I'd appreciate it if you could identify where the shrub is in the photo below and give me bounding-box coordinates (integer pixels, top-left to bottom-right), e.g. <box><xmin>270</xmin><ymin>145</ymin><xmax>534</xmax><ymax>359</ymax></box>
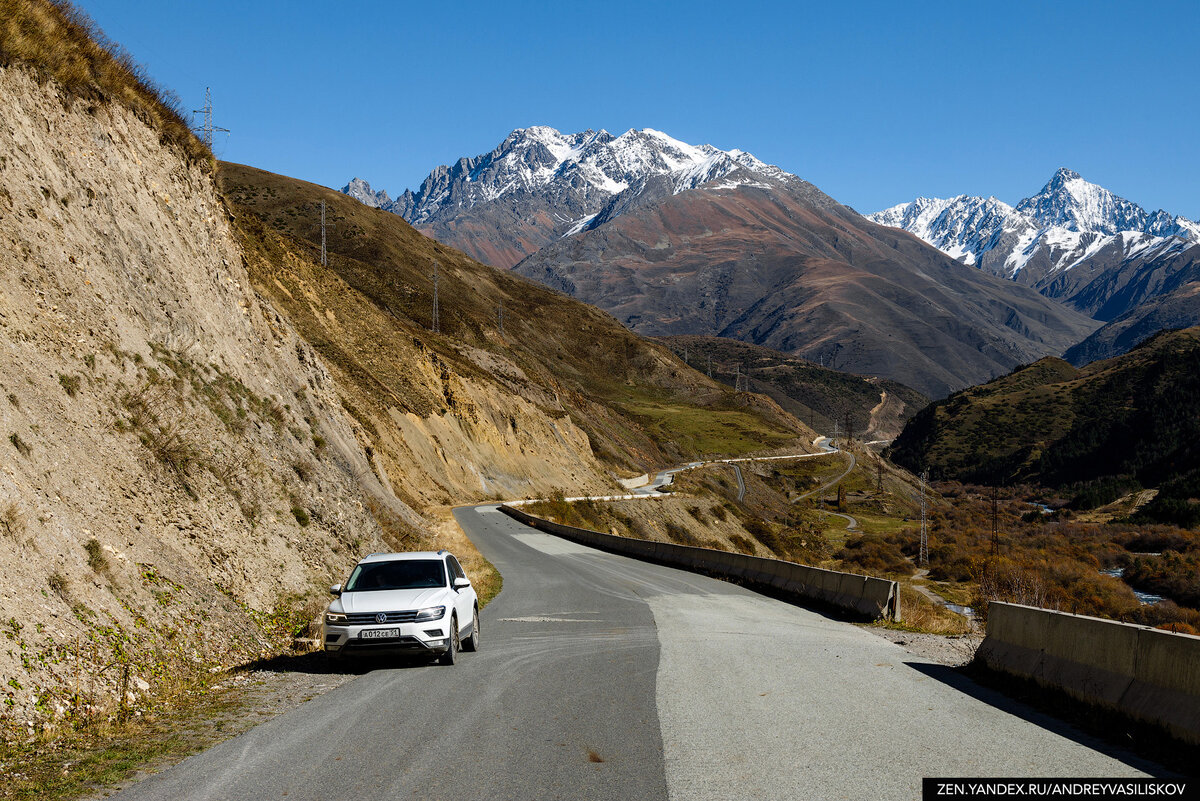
<box><xmin>291</xmin><ymin>506</ymin><xmax>310</xmax><ymax>527</ymax></box>
<box><xmin>9</xmin><ymin>433</ymin><xmax>31</xmax><ymax>456</ymax></box>
<box><xmin>84</xmin><ymin>537</ymin><xmax>109</xmax><ymax>573</ymax></box>
<box><xmin>58</xmin><ymin>373</ymin><xmax>81</xmax><ymax>396</ymax></box>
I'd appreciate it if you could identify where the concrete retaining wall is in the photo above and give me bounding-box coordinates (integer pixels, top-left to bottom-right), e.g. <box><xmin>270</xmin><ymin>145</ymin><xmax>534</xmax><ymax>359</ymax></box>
<box><xmin>499</xmin><ymin>505</ymin><xmax>900</xmax><ymax>622</ymax></box>
<box><xmin>977</xmin><ymin>602</ymin><xmax>1200</xmax><ymax>746</ymax></box>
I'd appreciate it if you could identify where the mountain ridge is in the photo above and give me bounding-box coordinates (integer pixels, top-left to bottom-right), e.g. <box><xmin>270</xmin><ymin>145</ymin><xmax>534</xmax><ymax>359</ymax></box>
<box><xmin>340</xmin><ymin>125</ymin><xmax>816</xmax><ymax>267</ymax></box>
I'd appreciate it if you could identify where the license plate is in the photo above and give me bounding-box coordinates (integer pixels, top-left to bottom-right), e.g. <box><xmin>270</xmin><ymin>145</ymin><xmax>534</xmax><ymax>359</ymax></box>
<box><xmin>359</xmin><ymin>628</ymin><xmax>399</xmax><ymax>640</ymax></box>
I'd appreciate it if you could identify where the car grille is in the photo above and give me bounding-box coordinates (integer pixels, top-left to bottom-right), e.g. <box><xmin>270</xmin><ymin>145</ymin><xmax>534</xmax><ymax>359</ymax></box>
<box><xmin>345</xmin><ymin>610</ymin><xmax>420</xmax><ymax>625</ymax></box>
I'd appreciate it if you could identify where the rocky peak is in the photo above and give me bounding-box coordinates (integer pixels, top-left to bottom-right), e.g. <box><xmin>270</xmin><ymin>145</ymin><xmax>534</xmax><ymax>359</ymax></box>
<box><xmin>341</xmin><ymin>177</ymin><xmax>392</xmax><ymax>209</ymax></box>
<box><xmin>1015</xmin><ymin>167</ymin><xmax>1148</xmax><ymax>234</ymax></box>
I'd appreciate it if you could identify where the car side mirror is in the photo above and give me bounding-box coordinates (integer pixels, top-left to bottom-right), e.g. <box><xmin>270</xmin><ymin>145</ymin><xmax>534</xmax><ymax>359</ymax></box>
<box><xmin>330</xmin><ymin>583</ymin><xmax>343</xmax><ymax>596</ymax></box>
<box><xmin>453</xmin><ymin>577</ymin><xmax>471</xmax><ymax>590</ymax></box>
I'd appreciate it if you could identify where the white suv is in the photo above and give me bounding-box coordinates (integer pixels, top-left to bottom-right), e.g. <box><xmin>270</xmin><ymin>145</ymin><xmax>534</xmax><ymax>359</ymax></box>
<box><xmin>323</xmin><ymin>550</ymin><xmax>480</xmax><ymax>665</ymax></box>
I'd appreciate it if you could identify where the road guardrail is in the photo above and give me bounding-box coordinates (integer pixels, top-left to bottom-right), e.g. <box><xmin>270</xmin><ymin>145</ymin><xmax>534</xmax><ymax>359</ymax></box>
<box><xmin>499</xmin><ymin>505</ymin><xmax>900</xmax><ymax>622</ymax></box>
<box><xmin>977</xmin><ymin>602</ymin><xmax>1200</xmax><ymax>746</ymax></box>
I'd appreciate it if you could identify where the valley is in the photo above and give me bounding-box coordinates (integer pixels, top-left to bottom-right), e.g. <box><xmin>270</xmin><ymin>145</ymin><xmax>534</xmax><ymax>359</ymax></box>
<box><xmin>2</xmin><ymin>0</ymin><xmax>1198</xmax><ymax>794</ymax></box>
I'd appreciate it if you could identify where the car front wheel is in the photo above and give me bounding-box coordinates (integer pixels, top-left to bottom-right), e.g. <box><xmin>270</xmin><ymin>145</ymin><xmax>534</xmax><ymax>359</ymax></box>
<box><xmin>462</xmin><ymin>606</ymin><xmax>480</xmax><ymax>652</ymax></box>
<box><xmin>438</xmin><ymin>616</ymin><xmax>459</xmax><ymax>666</ymax></box>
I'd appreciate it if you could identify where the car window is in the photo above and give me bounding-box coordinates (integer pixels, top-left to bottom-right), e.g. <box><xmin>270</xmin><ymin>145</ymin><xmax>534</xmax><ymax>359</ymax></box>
<box><xmin>448</xmin><ymin>556</ymin><xmax>466</xmax><ymax>580</ymax></box>
<box><xmin>345</xmin><ymin>559</ymin><xmax>446</xmax><ymax>591</ymax></box>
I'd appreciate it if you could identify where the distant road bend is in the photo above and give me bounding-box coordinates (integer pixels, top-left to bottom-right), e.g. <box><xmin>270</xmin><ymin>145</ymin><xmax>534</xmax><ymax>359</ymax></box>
<box><xmin>112</xmin><ymin>504</ymin><xmax>1160</xmax><ymax>801</ymax></box>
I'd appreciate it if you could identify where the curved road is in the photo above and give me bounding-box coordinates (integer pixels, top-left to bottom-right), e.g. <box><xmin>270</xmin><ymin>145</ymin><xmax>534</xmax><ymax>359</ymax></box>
<box><xmin>794</xmin><ymin>446</ymin><xmax>857</xmax><ymax>503</ymax></box>
<box><xmin>112</xmin><ymin>505</ymin><xmax>1160</xmax><ymax>800</ymax></box>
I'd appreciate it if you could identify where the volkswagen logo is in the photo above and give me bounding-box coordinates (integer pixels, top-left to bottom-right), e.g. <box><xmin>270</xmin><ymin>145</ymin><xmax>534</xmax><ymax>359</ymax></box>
<box><xmin>375</xmin><ymin>612</ymin><xmax>387</xmax><ymax>624</ymax></box>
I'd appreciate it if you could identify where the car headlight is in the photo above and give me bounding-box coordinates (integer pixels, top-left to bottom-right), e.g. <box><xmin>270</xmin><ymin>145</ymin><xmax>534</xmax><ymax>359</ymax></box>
<box><xmin>325</xmin><ymin>612</ymin><xmax>347</xmax><ymax>624</ymax></box>
<box><xmin>414</xmin><ymin>605</ymin><xmax>446</xmax><ymax>623</ymax></box>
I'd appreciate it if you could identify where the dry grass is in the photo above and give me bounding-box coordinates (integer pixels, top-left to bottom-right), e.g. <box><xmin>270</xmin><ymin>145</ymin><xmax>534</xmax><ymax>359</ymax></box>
<box><xmin>0</xmin><ymin>0</ymin><xmax>210</xmax><ymax>166</ymax></box>
<box><xmin>433</xmin><ymin>513</ymin><xmax>502</xmax><ymax>608</ymax></box>
<box><xmin>0</xmin><ymin>501</ymin><xmax>24</xmax><ymax>538</ymax></box>
<box><xmin>889</xmin><ymin>584</ymin><xmax>970</xmax><ymax>635</ymax></box>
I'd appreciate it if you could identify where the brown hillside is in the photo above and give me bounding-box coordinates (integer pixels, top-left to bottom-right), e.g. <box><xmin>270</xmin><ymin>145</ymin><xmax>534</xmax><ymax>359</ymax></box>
<box><xmin>514</xmin><ymin>183</ymin><xmax>1099</xmax><ymax>397</ymax></box>
<box><xmin>218</xmin><ymin>162</ymin><xmax>813</xmax><ymax>498</ymax></box>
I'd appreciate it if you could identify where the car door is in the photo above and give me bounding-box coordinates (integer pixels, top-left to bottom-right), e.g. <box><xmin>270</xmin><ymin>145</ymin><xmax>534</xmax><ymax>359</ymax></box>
<box><xmin>446</xmin><ymin>555</ymin><xmax>474</xmax><ymax>628</ymax></box>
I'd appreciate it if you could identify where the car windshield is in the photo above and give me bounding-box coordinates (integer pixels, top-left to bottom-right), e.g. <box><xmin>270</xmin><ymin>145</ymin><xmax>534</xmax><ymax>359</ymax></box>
<box><xmin>344</xmin><ymin>559</ymin><xmax>446</xmax><ymax>592</ymax></box>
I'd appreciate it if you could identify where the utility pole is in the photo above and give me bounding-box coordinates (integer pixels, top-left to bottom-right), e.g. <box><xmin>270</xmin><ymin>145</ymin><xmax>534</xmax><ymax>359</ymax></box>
<box><xmin>192</xmin><ymin>87</ymin><xmax>228</xmax><ymax>150</ymax></box>
<box><xmin>990</xmin><ymin>484</ymin><xmax>1000</xmax><ymax>556</ymax></box>
<box><xmin>919</xmin><ymin>471</ymin><xmax>929</xmax><ymax>566</ymax></box>
<box><xmin>431</xmin><ymin>262</ymin><xmax>440</xmax><ymax>334</ymax></box>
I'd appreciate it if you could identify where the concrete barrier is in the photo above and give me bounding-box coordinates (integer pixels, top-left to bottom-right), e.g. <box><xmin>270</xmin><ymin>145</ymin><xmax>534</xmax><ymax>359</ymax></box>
<box><xmin>499</xmin><ymin>505</ymin><xmax>900</xmax><ymax>622</ymax></box>
<box><xmin>977</xmin><ymin>602</ymin><xmax>1200</xmax><ymax>746</ymax></box>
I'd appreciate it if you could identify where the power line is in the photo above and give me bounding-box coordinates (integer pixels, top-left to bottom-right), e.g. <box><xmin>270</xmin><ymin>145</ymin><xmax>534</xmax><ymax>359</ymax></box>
<box><xmin>191</xmin><ymin>87</ymin><xmax>228</xmax><ymax>150</ymax></box>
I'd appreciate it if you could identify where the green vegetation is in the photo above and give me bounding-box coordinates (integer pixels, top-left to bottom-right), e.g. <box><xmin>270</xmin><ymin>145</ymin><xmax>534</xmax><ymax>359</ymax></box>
<box><xmin>613</xmin><ymin>386</ymin><xmax>797</xmax><ymax>457</ymax></box>
<box><xmin>889</xmin><ymin>329</ymin><xmax>1200</xmax><ymax>527</ymax></box>
<box><xmin>0</xmin><ymin>0</ymin><xmax>210</xmax><ymax>165</ymax></box>
<box><xmin>660</xmin><ymin>334</ymin><xmax>928</xmax><ymax>437</ymax></box>
<box><xmin>56</xmin><ymin>373</ymin><xmax>80</xmax><ymax>397</ymax></box>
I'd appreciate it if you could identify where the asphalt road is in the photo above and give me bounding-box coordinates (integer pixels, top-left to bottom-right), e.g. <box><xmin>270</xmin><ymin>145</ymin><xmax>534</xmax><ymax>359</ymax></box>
<box><xmin>112</xmin><ymin>506</ymin><xmax>1164</xmax><ymax>801</ymax></box>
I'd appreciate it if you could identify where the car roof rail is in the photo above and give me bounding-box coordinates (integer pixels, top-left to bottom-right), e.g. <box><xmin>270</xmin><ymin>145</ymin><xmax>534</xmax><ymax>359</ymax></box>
<box><xmin>438</xmin><ymin>549</ymin><xmax>449</xmax><ymax>555</ymax></box>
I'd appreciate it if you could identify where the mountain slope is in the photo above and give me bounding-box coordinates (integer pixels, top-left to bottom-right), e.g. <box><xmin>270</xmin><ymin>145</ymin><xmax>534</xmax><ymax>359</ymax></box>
<box><xmin>870</xmin><ymin>170</ymin><xmax>1200</xmax><ymax>331</ymax></box>
<box><xmin>511</xmin><ymin>179</ymin><xmax>1099</xmax><ymax>397</ymax></box>
<box><xmin>888</xmin><ymin>327</ymin><xmax>1200</xmax><ymax>526</ymax></box>
<box><xmin>656</xmin><ymin>336</ymin><xmax>928</xmax><ymax>440</ymax></box>
<box><xmin>221</xmin><ymin>162</ymin><xmax>813</xmax><ymax>484</ymax></box>
<box><xmin>343</xmin><ymin>126</ymin><xmax>797</xmax><ymax>268</ymax></box>
<box><xmin>0</xmin><ymin>2</ymin><xmax>409</xmax><ymax>733</ymax></box>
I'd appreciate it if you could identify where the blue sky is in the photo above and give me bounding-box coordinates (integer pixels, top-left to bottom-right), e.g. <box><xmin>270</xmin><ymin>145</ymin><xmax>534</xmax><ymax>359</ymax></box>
<box><xmin>77</xmin><ymin>0</ymin><xmax>1199</xmax><ymax>217</ymax></box>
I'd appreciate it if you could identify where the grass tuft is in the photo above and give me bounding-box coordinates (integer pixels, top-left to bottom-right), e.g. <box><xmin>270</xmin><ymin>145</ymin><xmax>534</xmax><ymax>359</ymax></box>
<box><xmin>0</xmin><ymin>0</ymin><xmax>212</xmax><ymax>166</ymax></box>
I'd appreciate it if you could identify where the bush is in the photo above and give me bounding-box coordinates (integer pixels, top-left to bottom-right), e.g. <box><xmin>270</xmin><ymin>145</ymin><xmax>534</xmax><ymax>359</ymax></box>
<box><xmin>837</xmin><ymin>535</ymin><xmax>911</xmax><ymax>575</ymax></box>
<box><xmin>291</xmin><ymin>506</ymin><xmax>310</xmax><ymax>527</ymax></box>
<box><xmin>84</xmin><ymin>537</ymin><xmax>109</xmax><ymax>573</ymax></box>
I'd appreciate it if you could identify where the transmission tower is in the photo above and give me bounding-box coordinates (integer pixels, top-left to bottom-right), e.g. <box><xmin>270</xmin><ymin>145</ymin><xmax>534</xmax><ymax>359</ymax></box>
<box><xmin>192</xmin><ymin>87</ymin><xmax>228</xmax><ymax>150</ymax></box>
<box><xmin>919</xmin><ymin>470</ymin><xmax>929</xmax><ymax>566</ymax></box>
<box><xmin>497</xmin><ymin>299</ymin><xmax>504</xmax><ymax>336</ymax></box>
<box><xmin>431</xmin><ymin>262</ymin><xmax>440</xmax><ymax>334</ymax></box>
<box><xmin>707</xmin><ymin>355</ymin><xmax>712</xmax><ymax>378</ymax></box>
<box><xmin>683</xmin><ymin>344</ymin><xmax>688</xmax><ymax>365</ymax></box>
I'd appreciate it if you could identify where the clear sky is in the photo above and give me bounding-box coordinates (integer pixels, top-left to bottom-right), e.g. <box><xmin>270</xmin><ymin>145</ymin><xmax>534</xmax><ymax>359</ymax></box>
<box><xmin>75</xmin><ymin>0</ymin><xmax>1199</xmax><ymax>218</ymax></box>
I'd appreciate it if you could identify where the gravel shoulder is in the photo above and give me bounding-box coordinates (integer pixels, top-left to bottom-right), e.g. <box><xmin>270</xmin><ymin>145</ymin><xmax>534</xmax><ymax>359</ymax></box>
<box><xmin>1</xmin><ymin>656</ymin><xmax>356</xmax><ymax>801</ymax></box>
<box><xmin>863</xmin><ymin>625</ymin><xmax>984</xmax><ymax>667</ymax></box>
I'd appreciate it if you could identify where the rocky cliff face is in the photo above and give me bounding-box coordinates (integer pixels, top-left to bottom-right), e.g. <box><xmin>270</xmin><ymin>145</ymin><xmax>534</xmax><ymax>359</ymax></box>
<box><xmin>0</xmin><ymin>63</ymin><xmax>416</xmax><ymax>729</ymax></box>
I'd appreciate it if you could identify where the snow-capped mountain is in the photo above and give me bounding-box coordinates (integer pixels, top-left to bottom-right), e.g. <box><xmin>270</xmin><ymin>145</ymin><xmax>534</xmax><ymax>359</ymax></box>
<box><xmin>341</xmin><ymin>126</ymin><xmax>796</xmax><ymax>267</ymax></box>
<box><xmin>869</xmin><ymin>169</ymin><xmax>1200</xmax><ymax>284</ymax></box>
